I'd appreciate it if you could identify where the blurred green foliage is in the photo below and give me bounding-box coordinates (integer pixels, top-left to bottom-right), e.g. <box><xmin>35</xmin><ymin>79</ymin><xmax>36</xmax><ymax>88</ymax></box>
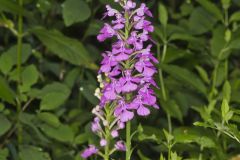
<box><xmin>0</xmin><ymin>0</ymin><xmax>240</xmax><ymax>159</ymax></box>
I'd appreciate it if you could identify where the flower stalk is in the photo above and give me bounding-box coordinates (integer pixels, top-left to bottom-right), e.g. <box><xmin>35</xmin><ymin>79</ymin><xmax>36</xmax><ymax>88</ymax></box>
<box><xmin>126</xmin><ymin>121</ymin><xmax>131</xmax><ymax>160</ymax></box>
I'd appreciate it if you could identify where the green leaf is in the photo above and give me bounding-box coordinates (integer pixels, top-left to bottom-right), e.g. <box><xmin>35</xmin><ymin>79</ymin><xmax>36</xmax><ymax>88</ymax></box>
<box><xmin>64</xmin><ymin>68</ymin><xmax>80</xmax><ymax>88</ymax></box>
<box><xmin>19</xmin><ymin>113</ymin><xmax>49</xmax><ymax>143</ymax></box>
<box><xmin>0</xmin><ymin>53</ymin><xmax>13</xmax><ymax>75</ymax></box>
<box><xmin>174</xmin><ymin>127</ymin><xmax>199</xmax><ymax>143</ymax></box>
<box><xmin>160</xmin><ymin>100</ymin><xmax>183</xmax><ymax>123</ymax></box>
<box><xmin>196</xmin><ymin>136</ymin><xmax>216</xmax><ymax>148</ymax></box>
<box><xmin>170</xmin><ymin>152</ymin><xmax>182</xmax><ymax>160</ymax></box>
<box><xmin>99</xmin><ymin>0</ymin><xmax>118</xmax><ymax>6</ymax></box>
<box><xmin>0</xmin><ymin>0</ymin><xmax>26</xmax><ymax>15</ymax></box>
<box><xmin>19</xmin><ymin>145</ymin><xmax>51</xmax><ymax>160</ymax></box>
<box><xmin>196</xmin><ymin>0</ymin><xmax>223</xmax><ymax>21</ymax></box>
<box><xmin>31</xmin><ymin>27</ymin><xmax>97</xmax><ymax>69</ymax></box>
<box><xmin>222</xmin><ymin>81</ymin><xmax>231</xmax><ymax>102</ymax></box>
<box><xmin>169</xmin><ymin>32</ymin><xmax>199</xmax><ymax>42</ymax></box>
<box><xmin>216</xmin><ymin>62</ymin><xmax>227</xmax><ymax>86</ymax></box>
<box><xmin>164</xmin><ymin>47</ymin><xmax>188</xmax><ymax>63</ymax></box>
<box><xmin>158</xmin><ymin>3</ymin><xmax>168</xmax><ymax>27</ymax></box>
<box><xmin>163</xmin><ymin>129</ymin><xmax>174</xmax><ymax>142</ymax></box>
<box><xmin>137</xmin><ymin>125</ymin><xmax>163</xmax><ymax>143</ymax></box>
<box><xmin>161</xmin><ymin>64</ymin><xmax>207</xmax><ymax>94</ymax></box>
<box><xmin>8</xmin><ymin>44</ymin><xmax>32</xmax><ymax>64</ymax></box>
<box><xmin>0</xmin><ymin>148</ymin><xmax>9</xmax><ymax>160</ymax></box>
<box><xmin>159</xmin><ymin>154</ymin><xmax>165</xmax><ymax>160</ymax></box>
<box><xmin>188</xmin><ymin>7</ymin><xmax>217</xmax><ymax>35</ymax></box>
<box><xmin>74</xmin><ymin>133</ymin><xmax>89</xmax><ymax>145</ymax></box>
<box><xmin>230</xmin><ymin>11</ymin><xmax>240</xmax><ymax>22</ymax></box>
<box><xmin>191</xmin><ymin>106</ymin><xmax>212</xmax><ymax>122</ymax></box>
<box><xmin>174</xmin><ymin>127</ymin><xmax>216</xmax><ymax>148</ymax></box>
<box><xmin>40</xmin><ymin>124</ymin><xmax>74</xmax><ymax>142</ymax></box>
<box><xmin>137</xmin><ymin>150</ymin><xmax>151</xmax><ymax>160</ymax></box>
<box><xmin>39</xmin><ymin>83</ymin><xmax>71</xmax><ymax>111</ymax></box>
<box><xmin>193</xmin><ymin>121</ymin><xmax>211</xmax><ymax>128</ymax></box>
<box><xmin>0</xmin><ymin>103</ymin><xmax>4</xmax><ymax>112</ymax></box>
<box><xmin>80</xmin><ymin>81</ymin><xmax>99</xmax><ymax>105</ymax></box>
<box><xmin>228</xmin><ymin>37</ymin><xmax>240</xmax><ymax>50</ymax></box>
<box><xmin>20</xmin><ymin>65</ymin><xmax>39</xmax><ymax>92</ymax></box>
<box><xmin>0</xmin><ymin>115</ymin><xmax>11</xmax><ymax>137</ymax></box>
<box><xmin>225</xmin><ymin>29</ymin><xmax>231</xmax><ymax>42</ymax></box>
<box><xmin>221</xmin><ymin>0</ymin><xmax>231</xmax><ymax>9</ymax></box>
<box><xmin>195</xmin><ymin>65</ymin><xmax>210</xmax><ymax>84</ymax></box>
<box><xmin>0</xmin><ymin>76</ymin><xmax>15</xmax><ymax>104</ymax></box>
<box><xmin>210</xmin><ymin>26</ymin><xmax>227</xmax><ymax>58</ymax></box>
<box><xmin>37</xmin><ymin>112</ymin><xmax>60</xmax><ymax>128</ymax></box>
<box><xmin>0</xmin><ymin>44</ymin><xmax>31</xmax><ymax>75</ymax></box>
<box><xmin>36</xmin><ymin>0</ymin><xmax>51</xmax><ymax>15</ymax></box>
<box><xmin>221</xmin><ymin>99</ymin><xmax>232</xmax><ymax>123</ymax></box>
<box><xmin>62</xmin><ymin>0</ymin><xmax>91</xmax><ymax>26</ymax></box>
<box><xmin>84</xmin><ymin>20</ymin><xmax>103</xmax><ymax>37</ymax></box>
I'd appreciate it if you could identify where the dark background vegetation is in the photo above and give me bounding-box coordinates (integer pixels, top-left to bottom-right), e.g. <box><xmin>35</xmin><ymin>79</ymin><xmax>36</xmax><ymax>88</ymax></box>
<box><xmin>0</xmin><ymin>0</ymin><xmax>240</xmax><ymax>159</ymax></box>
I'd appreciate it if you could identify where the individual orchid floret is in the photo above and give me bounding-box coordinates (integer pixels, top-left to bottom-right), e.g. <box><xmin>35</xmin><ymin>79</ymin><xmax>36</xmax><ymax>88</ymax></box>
<box><xmin>115</xmin><ymin>141</ymin><xmax>126</xmax><ymax>151</ymax></box>
<box><xmin>81</xmin><ymin>145</ymin><xmax>98</xmax><ymax>158</ymax></box>
<box><xmin>111</xmin><ymin>130</ymin><xmax>119</xmax><ymax>138</ymax></box>
<box><xmin>97</xmin><ymin>24</ymin><xmax>115</xmax><ymax>42</ymax></box>
<box><xmin>100</xmin><ymin>139</ymin><xmax>107</xmax><ymax>146</ymax></box>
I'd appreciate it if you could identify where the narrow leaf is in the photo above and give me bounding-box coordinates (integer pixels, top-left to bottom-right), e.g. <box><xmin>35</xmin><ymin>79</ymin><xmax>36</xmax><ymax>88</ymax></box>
<box><xmin>196</xmin><ymin>0</ymin><xmax>223</xmax><ymax>21</ymax></box>
<box><xmin>158</xmin><ymin>3</ymin><xmax>168</xmax><ymax>27</ymax></box>
<box><xmin>161</xmin><ymin>64</ymin><xmax>207</xmax><ymax>94</ymax></box>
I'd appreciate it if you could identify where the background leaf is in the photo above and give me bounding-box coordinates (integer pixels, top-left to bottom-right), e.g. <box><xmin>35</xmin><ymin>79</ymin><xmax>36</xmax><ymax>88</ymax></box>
<box><xmin>0</xmin><ymin>77</ymin><xmax>15</xmax><ymax>104</ymax></box>
<box><xmin>62</xmin><ymin>0</ymin><xmax>91</xmax><ymax>26</ymax></box>
<box><xmin>0</xmin><ymin>115</ymin><xmax>11</xmax><ymax>137</ymax></box>
<box><xmin>196</xmin><ymin>0</ymin><xmax>223</xmax><ymax>21</ymax></box>
<box><xmin>19</xmin><ymin>145</ymin><xmax>51</xmax><ymax>160</ymax></box>
<box><xmin>161</xmin><ymin>64</ymin><xmax>207</xmax><ymax>94</ymax></box>
<box><xmin>39</xmin><ymin>83</ymin><xmax>71</xmax><ymax>111</ymax></box>
<box><xmin>158</xmin><ymin>3</ymin><xmax>168</xmax><ymax>27</ymax></box>
<box><xmin>31</xmin><ymin>27</ymin><xmax>97</xmax><ymax>69</ymax></box>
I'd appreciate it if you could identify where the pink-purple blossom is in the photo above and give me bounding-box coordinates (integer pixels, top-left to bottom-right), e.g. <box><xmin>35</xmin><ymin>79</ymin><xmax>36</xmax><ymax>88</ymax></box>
<box><xmin>81</xmin><ymin>145</ymin><xmax>98</xmax><ymax>158</ymax></box>
<box><xmin>115</xmin><ymin>141</ymin><xmax>126</xmax><ymax>151</ymax></box>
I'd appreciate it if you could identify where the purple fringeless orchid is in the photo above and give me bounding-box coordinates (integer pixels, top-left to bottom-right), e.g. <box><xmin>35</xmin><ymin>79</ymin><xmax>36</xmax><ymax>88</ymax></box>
<box><xmin>81</xmin><ymin>0</ymin><xmax>159</xmax><ymax>159</ymax></box>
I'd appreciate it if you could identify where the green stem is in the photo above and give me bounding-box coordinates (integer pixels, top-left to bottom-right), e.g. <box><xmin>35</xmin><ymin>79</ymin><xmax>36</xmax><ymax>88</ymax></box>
<box><xmin>158</xmin><ymin>43</ymin><xmax>172</xmax><ymax>134</ymax></box>
<box><xmin>167</xmin><ymin>114</ymin><xmax>172</xmax><ymax>134</ymax></box>
<box><xmin>17</xmin><ymin>0</ymin><xmax>23</xmax><ymax>146</ymax></box>
<box><xmin>158</xmin><ymin>42</ymin><xmax>173</xmax><ymax>158</ymax></box>
<box><xmin>161</xmin><ymin>42</ymin><xmax>167</xmax><ymax>63</ymax></box>
<box><xmin>198</xmin><ymin>146</ymin><xmax>203</xmax><ymax>160</ymax></box>
<box><xmin>168</xmin><ymin>146</ymin><xmax>171</xmax><ymax>160</ymax></box>
<box><xmin>126</xmin><ymin>121</ymin><xmax>131</xmax><ymax>160</ymax></box>
<box><xmin>104</xmin><ymin>129</ymin><xmax>110</xmax><ymax>160</ymax></box>
<box><xmin>124</xmin><ymin>5</ymin><xmax>132</xmax><ymax>160</ymax></box>
<box><xmin>209</xmin><ymin>62</ymin><xmax>219</xmax><ymax>101</ymax></box>
<box><xmin>224</xmin><ymin>8</ymin><xmax>229</xmax><ymax>27</ymax></box>
<box><xmin>104</xmin><ymin>105</ymin><xmax>111</xmax><ymax>160</ymax></box>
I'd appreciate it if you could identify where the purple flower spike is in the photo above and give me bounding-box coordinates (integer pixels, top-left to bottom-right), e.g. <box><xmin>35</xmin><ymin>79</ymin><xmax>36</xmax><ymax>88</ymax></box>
<box><xmin>83</xmin><ymin>0</ymin><xmax>159</xmax><ymax>158</ymax></box>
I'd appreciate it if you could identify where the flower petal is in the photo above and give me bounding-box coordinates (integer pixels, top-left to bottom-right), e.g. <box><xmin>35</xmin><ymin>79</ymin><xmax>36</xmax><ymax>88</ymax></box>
<box><xmin>137</xmin><ymin>105</ymin><xmax>150</xmax><ymax>116</ymax></box>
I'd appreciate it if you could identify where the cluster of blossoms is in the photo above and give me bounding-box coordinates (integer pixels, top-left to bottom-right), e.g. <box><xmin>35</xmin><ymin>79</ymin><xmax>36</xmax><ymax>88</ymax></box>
<box><xmin>81</xmin><ymin>0</ymin><xmax>158</xmax><ymax>159</ymax></box>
